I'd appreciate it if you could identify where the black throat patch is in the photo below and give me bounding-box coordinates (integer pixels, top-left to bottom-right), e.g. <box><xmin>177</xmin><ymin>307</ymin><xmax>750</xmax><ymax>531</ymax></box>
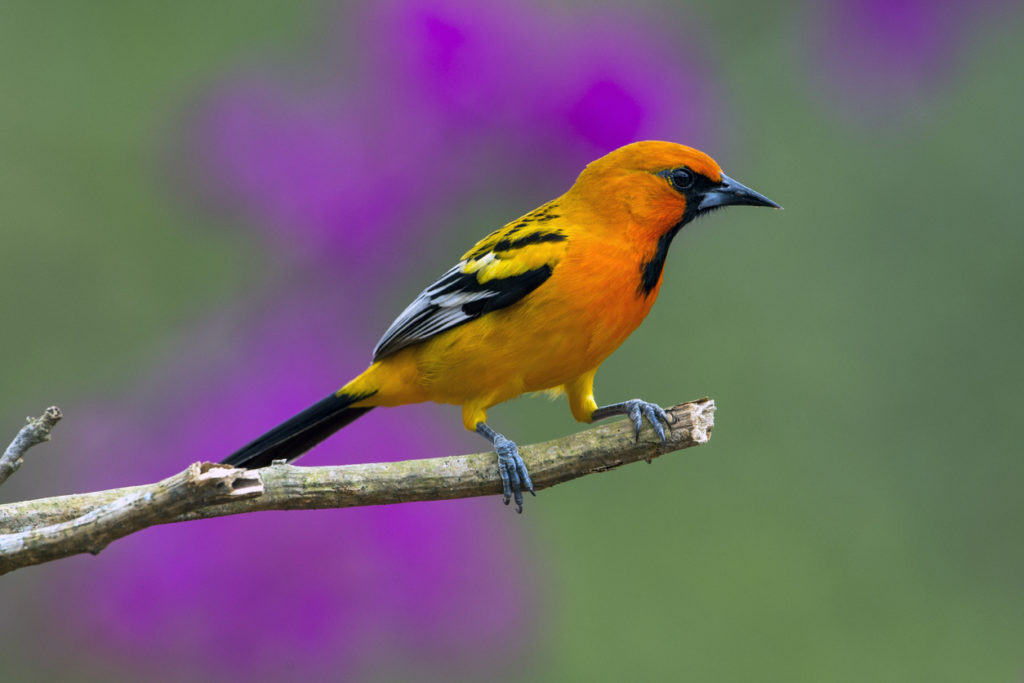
<box><xmin>637</xmin><ymin>172</ymin><xmax>718</xmax><ymax>297</ymax></box>
<box><xmin>637</xmin><ymin>222</ymin><xmax>684</xmax><ymax>297</ymax></box>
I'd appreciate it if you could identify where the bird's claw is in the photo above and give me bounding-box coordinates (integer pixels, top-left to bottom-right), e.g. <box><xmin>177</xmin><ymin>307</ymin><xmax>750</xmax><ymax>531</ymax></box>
<box><xmin>596</xmin><ymin>398</ymin><xmax>672</xmax><ymax>444</ymax></box>
<box><xmin>629</xmin><ymin>399</ymin><xmax>671</xmax><ymax>444</ymax></box>
<box><xmin>493</xmin><ymin>434</ymin><xmax>535</xmax><ymax>513</ymax></box>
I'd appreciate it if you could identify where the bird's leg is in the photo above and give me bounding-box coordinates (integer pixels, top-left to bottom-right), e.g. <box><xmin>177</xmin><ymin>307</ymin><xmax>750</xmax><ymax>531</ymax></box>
<box><xmin>591</xmin><ymin>399</ymin><xmax>672</xmax><ymax>444</ymax></box>
<box><xmin>475</xmin><ymin>422</ymin><xmax>535</xmax><ymax>513</ymax></box>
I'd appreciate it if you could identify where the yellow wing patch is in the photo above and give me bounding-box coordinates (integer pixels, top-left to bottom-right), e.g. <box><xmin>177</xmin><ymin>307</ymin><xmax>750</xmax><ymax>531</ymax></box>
<box><xmin>461</xmin><ymin>201</ymin><xmax>567</xmax><ymax>283</ymax></box>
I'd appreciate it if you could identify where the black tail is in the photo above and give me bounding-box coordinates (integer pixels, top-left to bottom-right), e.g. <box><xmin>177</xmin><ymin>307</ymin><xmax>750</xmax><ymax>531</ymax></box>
<box><xmin>221</xmin><ymin>392</ymin><xmax>374</xmax><ymax>469</ymax></box>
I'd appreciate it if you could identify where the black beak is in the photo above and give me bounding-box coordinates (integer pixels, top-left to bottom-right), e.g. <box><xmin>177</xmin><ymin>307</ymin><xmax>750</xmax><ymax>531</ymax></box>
<box><xmin>698</xmin><ymin>173</ymin><xmax>781</xmax><ymax>212</ymax></box>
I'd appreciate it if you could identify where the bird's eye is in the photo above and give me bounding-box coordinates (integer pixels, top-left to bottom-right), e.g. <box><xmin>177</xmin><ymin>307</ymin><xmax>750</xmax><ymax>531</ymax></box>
<box><xmin>669</xmin><ymin>168</ymin><xmax>694</xmax><ymax>191</ymax></box>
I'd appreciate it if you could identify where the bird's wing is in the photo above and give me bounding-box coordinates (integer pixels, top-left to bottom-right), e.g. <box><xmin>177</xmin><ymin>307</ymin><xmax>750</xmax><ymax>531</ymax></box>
<box><xmin>373</xmin><ymin>207</ymin><xmax>568</xmax><ymax>360</ymax></box>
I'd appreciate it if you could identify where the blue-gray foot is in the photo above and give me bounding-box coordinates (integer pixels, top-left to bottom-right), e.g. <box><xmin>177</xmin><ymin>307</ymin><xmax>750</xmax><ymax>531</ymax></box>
<box><xmin>591</xmin><ymin>399</ymin><xmax>672</xmax><ymax>443</ymax></box>
<box><xmin>476</xmin><ymin>422</ymin><xmax>536</xmax><ymax>512</ymax></box>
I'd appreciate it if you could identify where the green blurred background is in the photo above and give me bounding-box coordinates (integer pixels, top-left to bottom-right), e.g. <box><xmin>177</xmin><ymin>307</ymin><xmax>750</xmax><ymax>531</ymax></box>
<box><xmin>2</xmin><ymin>1</ymin><xmax>1023</xmax><ymax>681</ymax></box>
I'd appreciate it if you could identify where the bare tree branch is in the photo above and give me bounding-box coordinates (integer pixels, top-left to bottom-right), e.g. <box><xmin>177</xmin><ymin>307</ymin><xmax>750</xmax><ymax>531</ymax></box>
<box><xmin>0</xmin><ymin>406</ymin><xmax>62</xmax><ymax>488</ymax></box>
<box><xmin>0</xmin><ymin>399</ymin><xmax>714</xmax><ymax>575</ymax></box>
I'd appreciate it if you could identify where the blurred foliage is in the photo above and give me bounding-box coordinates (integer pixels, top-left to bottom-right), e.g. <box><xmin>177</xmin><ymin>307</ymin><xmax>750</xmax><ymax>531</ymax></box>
<box><xmin>2</xmin><ymin>1</ymin><xmax>1023</xmax><ymax>681</ymax></box>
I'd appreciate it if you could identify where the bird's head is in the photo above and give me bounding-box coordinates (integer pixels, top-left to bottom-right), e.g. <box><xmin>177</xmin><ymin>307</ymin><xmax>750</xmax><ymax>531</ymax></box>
<box><xmin>571</xmin><ymin>140</ymin><xmax>780</xmax><ymax>240</ymax></box>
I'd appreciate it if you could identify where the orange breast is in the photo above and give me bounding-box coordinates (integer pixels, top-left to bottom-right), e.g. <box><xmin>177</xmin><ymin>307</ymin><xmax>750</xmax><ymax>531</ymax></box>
<box><xmin>374</xmin><ymin>226</ymin><xmax>661</xmax><ymax>410</ymax></box>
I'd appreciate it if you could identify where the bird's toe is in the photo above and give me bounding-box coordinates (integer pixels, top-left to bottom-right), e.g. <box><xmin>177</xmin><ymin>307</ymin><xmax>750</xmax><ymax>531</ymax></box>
<box><xmin>494</xmin><ymin>436</ymin><xmax>531</xmax><ymax>512</ymax></box>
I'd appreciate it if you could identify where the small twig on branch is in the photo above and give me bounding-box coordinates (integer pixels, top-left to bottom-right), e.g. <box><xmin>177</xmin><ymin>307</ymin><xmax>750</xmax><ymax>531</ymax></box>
<box><xmin>0</xmin><ymin>406</ymin><xmax>62</xmax><ymax>488</ymax></box>
<box><xmin>0</xmin><ymin>399</ymin><xmax>714</xmax><ymax>575</ymax></box>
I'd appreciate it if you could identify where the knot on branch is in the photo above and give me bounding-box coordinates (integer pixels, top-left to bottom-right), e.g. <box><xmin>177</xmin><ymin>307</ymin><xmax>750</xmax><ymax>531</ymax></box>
<box><xmin>191</xmin><ymin>462</ymin><xmax>264</xmax><ymax>499</ymax></box>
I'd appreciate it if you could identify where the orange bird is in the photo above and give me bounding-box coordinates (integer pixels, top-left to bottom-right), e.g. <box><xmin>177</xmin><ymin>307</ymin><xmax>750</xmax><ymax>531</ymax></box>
<box><xmin>222</xmin><ymin>141</ymin><xmax>780</xmax><ymax>511</ymax></box>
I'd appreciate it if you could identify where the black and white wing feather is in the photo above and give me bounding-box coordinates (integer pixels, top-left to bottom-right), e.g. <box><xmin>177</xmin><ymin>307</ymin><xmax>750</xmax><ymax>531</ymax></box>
<box><xmin>372</xmin><ymin>213</ymin><xmax>567</xmax><ymax>360</ymax></box>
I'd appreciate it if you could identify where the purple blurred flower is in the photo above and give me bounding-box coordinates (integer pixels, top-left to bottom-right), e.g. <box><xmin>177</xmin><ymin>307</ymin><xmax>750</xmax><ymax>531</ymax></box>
<box><xmin>194</xmin><ymin>0</ymin><xmax>721</xmax><ymax>261</ymax></box>
<box><xmin>809</xmin><ymin>0</ymin><xmax>1018</xmax><ymax>119</ymax></box>
<box><xmin>195</xmin><ymin>78</ymin><xmax>465</xmax><ymax>262</ymax></box>
<box><xmin>370</xmin><ymin>0</ymin><xmax>720</xmax><ymax>160</ymax></box>
<box><xmin>54</xmin><ymin>290</ymin><xmax>534</xmax><ymax>681</ymax></box>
